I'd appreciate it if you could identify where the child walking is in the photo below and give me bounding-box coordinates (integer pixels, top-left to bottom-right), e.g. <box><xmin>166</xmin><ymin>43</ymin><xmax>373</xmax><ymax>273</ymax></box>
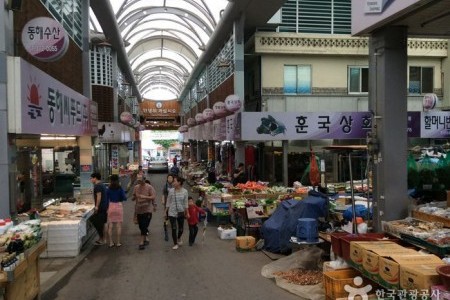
<box><xmin>187</xmin><ymin>196</ymin><xmax>205</xmax><ymax>246</ymax></box>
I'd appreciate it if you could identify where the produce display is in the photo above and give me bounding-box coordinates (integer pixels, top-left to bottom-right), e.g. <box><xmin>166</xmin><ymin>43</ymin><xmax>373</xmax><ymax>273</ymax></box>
<box><xmin>39</xmin><ymin>203</ymin><xmax>93</xmax><ymax>220</ymax></box>
<box><xmin>273</xmin><ymin>269</ymin><xmax>323</xmax><ymax>285</ymax></box>
<box><xmin>233</xmin><ymin>199</ymin><xmax>276</xmax><ymax>209</ymax></box>
<box><xmin>0</xmin><ymin>220</ymin><xmax>42</xmax><ymax>250</ymax></box>
<box><xmin>426</xmin><ymin>231</ymin><xmax>450</xmax><ymax>246</ymax></box>
<box><xmin>417</xmin><ymin>205</ymin><xmax>450</xmax><ymax>219</ymax></box>
<box><xmin>0</xmin><ymin>219</ymin><xmax>42</xmax><ymax>271</ymax></box>
<box><xmin>235</xmin><ymin>181</ymin><xmax>269</xmax><ymax>191</ymax></box>
<box><xmin>326</xmin><ymin>180</ymin><xmax>371</xmax><ymax>193</ymax></box>
<box><xmin>383</xmin><ymin>218</ymin><xmax>446</xmax><ymax>239</ymax></box>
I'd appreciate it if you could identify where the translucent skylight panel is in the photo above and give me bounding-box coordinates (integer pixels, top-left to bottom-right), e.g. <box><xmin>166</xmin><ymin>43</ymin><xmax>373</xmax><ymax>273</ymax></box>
<box><xmin>91</xmin><ymin>0</ymin><xmax>228</xmax><ymax>99</ymax></box>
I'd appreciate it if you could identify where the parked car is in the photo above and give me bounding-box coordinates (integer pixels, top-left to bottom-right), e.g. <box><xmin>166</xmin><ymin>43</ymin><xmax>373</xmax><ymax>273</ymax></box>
<box><xmin>147</xmin><ymin>157</ymin><xmax>169</xmax><ymax>173</ymax></box>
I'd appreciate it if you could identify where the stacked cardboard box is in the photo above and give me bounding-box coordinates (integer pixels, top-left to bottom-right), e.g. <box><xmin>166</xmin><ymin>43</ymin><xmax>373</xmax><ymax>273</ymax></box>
<box><xmin>348</xmin><ymin>241</ymin><xmax>445</xmax><ymax>292</ymax></box>
<box><xmin>235</xmin><ymin>236</ymin><xmax>255</xmax><ymax>251</ymax></box>
<box><xmin>379</xmin><ymin>254</ymin><xmax>443</xmax><ymax>290</ymax></box>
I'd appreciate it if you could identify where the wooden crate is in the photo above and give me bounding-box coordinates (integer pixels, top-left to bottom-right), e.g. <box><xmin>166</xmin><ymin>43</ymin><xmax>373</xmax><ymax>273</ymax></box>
<box><xmin>26</xmin><ymin>239</ymin><xmax>47</xmax><ymax>261</ymax></box>
<box><xmin>412</xmin><ymin>210</ymin><xmax>450</xmax><ymax>228</ymax></box>
<box><xmin>2</xmin><ymin>240</ymin><xmax>47</xmax><ymax>300</ymax></box>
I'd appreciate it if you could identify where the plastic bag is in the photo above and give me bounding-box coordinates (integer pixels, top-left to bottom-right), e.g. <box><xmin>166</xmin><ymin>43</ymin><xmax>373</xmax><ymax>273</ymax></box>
<box><xmin>309</xmin><ymin>152</ymin><xmax>320</xmax><ymax>187</ymax></box>
<box><xmin>407</xmin><ymin>153</ymin><xmax>420</xmax><ymax>189</ymax></box>
<box><xmin>301</xmin><ymin>155</ymin><xmax>320</xmax><ymax>186</ymax></box>
<box><xmin>435</xmin><ymin>154</ymin><xmax>450</xmax><ymax>189</ymax></box>
<box><xmin>300</xmin><ymin>163</ymin><xmax>311</xmax><ymax>186</ymax></box>
<box><xmin>418</xmin><ymin>154</ymin><xmax>437</xmax><ymax>189</ymax></box>
<box><xmin>343</xmin><ymin>204</ymin><xmax>372</xmax><ymax>221</ymax></box>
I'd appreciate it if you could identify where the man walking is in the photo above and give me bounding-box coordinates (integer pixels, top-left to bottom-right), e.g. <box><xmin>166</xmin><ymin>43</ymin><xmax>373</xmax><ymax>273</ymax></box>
<box><xmin>89</xmin><ymin>172</ymin><xmax>108</xmax><ymax>245</ymax></box>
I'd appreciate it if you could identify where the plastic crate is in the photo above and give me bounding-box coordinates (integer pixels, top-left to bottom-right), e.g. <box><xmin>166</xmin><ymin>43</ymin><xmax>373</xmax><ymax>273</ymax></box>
<box><xmin>330</xmin><ymin>232</ymin><xmax>350</xmax><ymax>258</ymax></box>
<box><xmin>412</xmin><ymin>210</ymin><xmax>450</xmax><ymax>228</ymax></box>
<box><xmin>323</xmin><ymin>269</ymin><xmax>367</xmax><ymax>299</ymax></box>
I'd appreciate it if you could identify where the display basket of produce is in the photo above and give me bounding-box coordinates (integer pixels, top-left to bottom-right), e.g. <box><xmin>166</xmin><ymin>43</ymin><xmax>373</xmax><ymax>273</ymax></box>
<box><xmin>227</xmin><ymin>187</ymin><xmax>242</xmax><ymax>195</ymax></box>
<box><xmin>400</xmin><ymin>232</ymin><xmax>450</xmax><ymax>256</ymax></box>
<box><xmin>252</xmin><ymin>193</ymin><xmax>270</xmax><ymax>199</ymax></box>
<box><xmin>412</xmin><ymin>209</ymin><xmax>450</xmax><ymax>228</ymax></box>
<box><xmin>236</xmin><ymin>182</ymin><xmax>268</xmax><ymax>192</ymax></box>
<box><xmin>382</xmin><ymin>218</ymin><xmax>442</xmax><ymax>239</ymax></box>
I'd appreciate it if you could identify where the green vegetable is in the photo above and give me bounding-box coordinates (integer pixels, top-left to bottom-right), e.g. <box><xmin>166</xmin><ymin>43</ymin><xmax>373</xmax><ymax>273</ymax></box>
<box><xmin>214</xmin><ymin>182</ymin><xmax>224</xmax><ymax>189</ymax></box>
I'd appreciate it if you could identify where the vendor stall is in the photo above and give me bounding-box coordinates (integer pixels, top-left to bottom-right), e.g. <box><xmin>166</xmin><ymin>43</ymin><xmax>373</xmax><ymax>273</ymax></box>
<box><xmin>0</xmin><ymin>240</ymin><xmax>46</xmax><ymax>300</ymax></box>
<box><xmin>0</xmin><ymin>219</ymin><xmax>45</xmax><ymax>300</ymax></box>
<box><xmin>38</xmin><ymin>202</ymin><xmax>95</xmax><ymax>257</ymax></box>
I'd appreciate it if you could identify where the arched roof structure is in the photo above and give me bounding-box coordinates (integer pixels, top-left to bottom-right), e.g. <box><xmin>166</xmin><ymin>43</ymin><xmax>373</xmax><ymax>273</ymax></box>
<box><xmin>91</xmin><ymin>0</ymin><xmax>228</xmax><ymax>100</ymax></box>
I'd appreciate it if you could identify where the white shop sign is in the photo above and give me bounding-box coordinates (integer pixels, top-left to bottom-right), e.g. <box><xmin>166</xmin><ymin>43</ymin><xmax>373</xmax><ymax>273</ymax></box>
<box><xmin>21</xmin><ymin>17</ymin><xmax>69</xmax><ymax>62</ymax></box>
<box><xmin>7</xmin><ymin>57</ymin><xmax>97</xmax><ymax>135</ymax></box>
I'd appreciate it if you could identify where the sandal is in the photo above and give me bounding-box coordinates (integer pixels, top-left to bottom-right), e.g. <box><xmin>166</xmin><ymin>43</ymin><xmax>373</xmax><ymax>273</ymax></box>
<box><xmin>116</xmin><ymin>243</ymin><xmax>122</xmax><ymax>247</ymax></box>
<box><xmin>109</xmin><ymin>243</ymin><xmax>115</xmax><ymax>248</ymax></box>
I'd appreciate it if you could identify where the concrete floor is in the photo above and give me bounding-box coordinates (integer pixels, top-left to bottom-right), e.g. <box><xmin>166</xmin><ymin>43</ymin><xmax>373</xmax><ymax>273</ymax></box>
<box><xmin>39</xmin><ymin>173</ymin><xmax>302</xmax><ymax>300</ymax></box>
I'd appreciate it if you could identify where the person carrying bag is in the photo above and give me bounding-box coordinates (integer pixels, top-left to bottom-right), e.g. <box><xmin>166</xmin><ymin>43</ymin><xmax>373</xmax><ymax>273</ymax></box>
<box><xmin>165</xmin><ymin>175</ymin><xmax>189</xmax><ymax>250</ymax></box>
<box><xmin>133</xmin><ymin>176</ymin><xmax>157</xmax><ymax>250</ymax></box>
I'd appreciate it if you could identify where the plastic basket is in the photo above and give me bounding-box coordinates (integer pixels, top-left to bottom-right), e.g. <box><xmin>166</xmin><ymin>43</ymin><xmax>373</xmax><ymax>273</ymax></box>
<box><xmin>323</xmin><ymin>269</ymin><xmax>365</xmax><ymax>299</ymax></box>
<box><xmin>330</xmin><ymin>232</ymin><xmax>349</xmax><ymax>257</ymax></box>
<box><xmin>436</xmin><ymin>265</ymin><xmax>450</xmax><ymax>290</ymax></box>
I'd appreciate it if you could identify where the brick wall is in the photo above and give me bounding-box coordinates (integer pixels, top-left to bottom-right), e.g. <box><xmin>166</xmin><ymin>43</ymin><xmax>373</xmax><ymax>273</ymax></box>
<box><xmin>14</xmin><ymin>1</ymin><xmax>84</xmax><ymax>95</ymax></box>
<box><xmin>92</xmin><ymin>85</ymin><xmax>114</xmax><ymax>122</ymax></box>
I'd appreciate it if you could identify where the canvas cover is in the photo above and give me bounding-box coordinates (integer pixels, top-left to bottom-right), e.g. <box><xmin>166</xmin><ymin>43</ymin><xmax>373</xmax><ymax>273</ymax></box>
<box><xmin>262</xmin><ymin>191</ymin><xmax>328</xmax><ymax>253</ymax></box>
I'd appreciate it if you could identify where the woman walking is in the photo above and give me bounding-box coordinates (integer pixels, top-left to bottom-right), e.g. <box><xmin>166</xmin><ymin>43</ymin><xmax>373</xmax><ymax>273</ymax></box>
<box><xmin>165</xmin><ymin>175</ymin><xmax>189</xmax><ymax>250</ymax></box>
<box><xmin>106</xmin><ymin>175</ymin><xmax>127</xmax><ymax>247</ymax></box>
<box><xmin>133</xmin><ymin>175</ymin><xmax>157</xmax><ymax>250</ymax></box>
<box><xmin>162</xmin><ymin>174</ymin><xmax>174</xmax><ymax>241</ymax></box>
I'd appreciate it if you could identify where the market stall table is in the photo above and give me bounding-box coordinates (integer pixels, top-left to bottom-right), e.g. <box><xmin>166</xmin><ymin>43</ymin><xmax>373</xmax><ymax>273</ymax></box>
<box><xmin>0</xmin><ymin>240</ymin><xmax>46</xmax><ymax>300</ymax></box>
<box><xmin>39</xmin><ymin>204</ymin><xmax>94</xmax><ymax>257</ymax></box>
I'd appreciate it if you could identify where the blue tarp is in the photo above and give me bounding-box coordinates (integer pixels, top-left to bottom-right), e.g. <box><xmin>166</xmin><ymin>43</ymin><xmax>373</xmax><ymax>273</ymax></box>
<box><xmin>261</xmin><ymin>191</ymin><xmax>328</xmax><ymax>253</ymax></box>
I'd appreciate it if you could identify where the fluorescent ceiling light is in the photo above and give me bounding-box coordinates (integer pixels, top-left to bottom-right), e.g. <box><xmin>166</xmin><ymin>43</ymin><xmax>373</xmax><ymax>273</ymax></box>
<box><xmin>40</xmin><ymin>136</ymin><xmax>76</xmax><ymax>140</ymax></box>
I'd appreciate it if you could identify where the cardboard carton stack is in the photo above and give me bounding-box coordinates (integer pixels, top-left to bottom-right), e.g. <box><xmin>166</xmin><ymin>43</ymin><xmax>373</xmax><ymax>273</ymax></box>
<box><xmin>348</xmin><ymin>241</ymin><xmax>445</xmax><ymax>292</ymax></box>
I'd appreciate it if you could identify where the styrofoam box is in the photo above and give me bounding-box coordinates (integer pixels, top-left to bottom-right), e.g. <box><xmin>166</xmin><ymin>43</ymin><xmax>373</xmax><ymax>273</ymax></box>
<box><xmin>40</xmin><ymin>249</ymin><xmax>80</xmax><ymax>258</ymax></box>
<box><xmin>46</xmin><ymin>241</ymin><xmax>81</xmax><ymax>251</ymax></box>
<box><xmin>217</xmin><ymin>227</ymin><xmax>236</xmax><ymax>240</ymax></box>
<box><xmin>46</xmin><ymin>229</ymin><xmax>82</xmax><ymax>240</ymax></box>
<box><xmin>42</xmin><ymin>220</ymin><xmax>80</xmax><ymax>229</ymax></box>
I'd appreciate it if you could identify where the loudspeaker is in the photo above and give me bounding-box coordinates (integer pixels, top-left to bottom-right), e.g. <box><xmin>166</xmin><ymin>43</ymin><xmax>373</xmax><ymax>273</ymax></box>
<box><xmin>8</xmin><ymin>0</ymin><xmax>22</xmax><ymax>11</ymax></box>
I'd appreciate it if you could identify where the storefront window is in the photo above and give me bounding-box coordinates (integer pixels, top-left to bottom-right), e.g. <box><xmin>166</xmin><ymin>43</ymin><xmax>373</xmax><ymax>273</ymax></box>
<box><xmin>283</xmin><ymin>65</ymin><xmax>312</xmax><ymax>94</ymax></box>
<box><xmin>348</xmin><ymin>66</ymin><xmax>368</xmax><ymax>94</ymax></box>
<box><xmin>409</xmin><ymin>66</ymin><xmax>434</xmax><ymax>94</ymax></box>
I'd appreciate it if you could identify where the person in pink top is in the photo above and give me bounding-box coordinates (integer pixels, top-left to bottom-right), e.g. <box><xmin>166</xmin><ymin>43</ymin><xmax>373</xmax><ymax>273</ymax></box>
<box><xmin>187</xmin><ymin>196</ymin><xmax>205</xmax><ymax>246</ymax></box>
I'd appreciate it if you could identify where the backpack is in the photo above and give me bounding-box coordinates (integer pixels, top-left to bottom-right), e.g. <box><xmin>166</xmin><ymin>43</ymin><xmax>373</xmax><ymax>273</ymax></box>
<box><xmin>170</xmin><ymin>165</ymin><xmax>179</xmax><ymax>175</ymax></box>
